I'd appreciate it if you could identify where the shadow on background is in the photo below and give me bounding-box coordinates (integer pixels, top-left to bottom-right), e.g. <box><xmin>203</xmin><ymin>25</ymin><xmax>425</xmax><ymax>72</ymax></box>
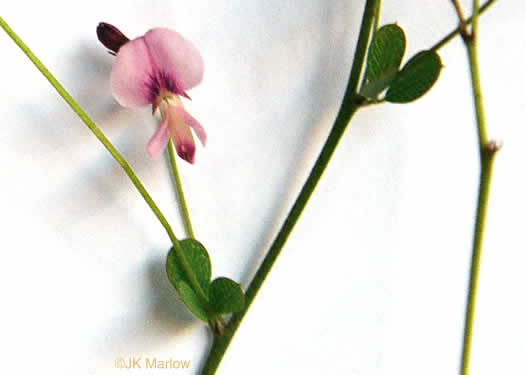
<box><xmin>96</xmin><ymin>257</ymin><xmax>198</xmax><ymax>360</ymax></box>
<box><xmin>9</xmin><ymin>38</ymin><xmax>200</xmax><ymax>356</ymax></box>
<box><xmin>236</xmin><ymin>1</ymin><xmax>363</xmax><ymax>287</ymax></box>
<box><xmin>22</xmin><ymin>40</ymin><xmax>161</xmax><ymax>225</ymax></box>
<box><xmin>6</xmin><ymin>1</ymin><xmax>364</xmax><ymax>364</ymax></box>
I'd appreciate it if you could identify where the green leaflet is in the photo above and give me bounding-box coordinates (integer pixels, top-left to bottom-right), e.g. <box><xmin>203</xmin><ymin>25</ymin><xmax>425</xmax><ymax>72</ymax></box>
<box><xmin>166</xmin><ymin>239</ymin><xmax>212</xmax><ymax>321</ymax></box>
<box><xmin>166</xmin><ymin>239</ymin><xmax>211</xmax><ymax>295</ymax></box>
<box><xmin>385</xmin><ymin>50</ymin><xmax>442</xmax><ymax>103</ymax></box>
<box><xmin>176</xmin><ymin>280</ymin><xmax>209</xmax><ymax>322</ymax></box>
<box><xmin>209</xmin><ymin>277</ymin><xmax>245</xmax><ymax>315</ymax></box>
<box><xmin>361</xmin><ymin>24</ymin><xmax>406</xmax><ymax>98</ymax></box>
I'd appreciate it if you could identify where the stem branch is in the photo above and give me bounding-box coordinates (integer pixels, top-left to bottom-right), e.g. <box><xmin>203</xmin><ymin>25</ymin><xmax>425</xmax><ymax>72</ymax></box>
<box><xmin>373</xmin><ymin>0</ymin><xmax>382</xmax><ymax>33</ymax></box>
<box><xmin>200</xmin><ymin>1</ymin><xmax>378</xmax><ymax>373</ymax></box>
<box><xmin>466</xmin><ymin>36</ymin><xmax>488</xmax><ymax>149</ymax></box>
<box><xmin>450</xmin><ymin>1</ymin><xmax>501</xmax><ymax>374</ymax></box>
<box><xmin>460</xmin><ymin>146</ymin><xmax>497</xmax><ymax>375</ymax></box>
<box><xmin>450</xmin><ymin>0</ymin><xmax>470</xmax><ymax>39</ymax></box>
<box><xmin>431</xmin><ymin>0</ymin><xmax>498</xmax><ymax>51</ymax></box>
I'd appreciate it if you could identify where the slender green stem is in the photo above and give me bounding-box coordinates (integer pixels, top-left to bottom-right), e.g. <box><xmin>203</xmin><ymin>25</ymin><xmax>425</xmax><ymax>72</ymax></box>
<box><xmin>431</xmin><ymin>0</ymin><xmax>497</xmax><ymax>51</ymax></box>
<box><xmin>0</xmin><ymin>16</ymin><xmax>207</xmax><ymax>305</ymax></box>
<box><xmin>167</xmin><ymin>140</ymin><xmax>195</xmax><ymax>239</ymax></box>
<box><xmin>466</xmin><ymin>42</ymin><xmax>489</xmax><ymax>149</ymax></box>
<box><xmin>451</xmin><ymin>0</ymin><xmax>470</xmax><ymax>37</ymax></box>
<box><xmin>472</xmin><ymin>0</ymin><xmax>481</xmax><ymax>37</ymax></box>
<box><xmin>346</xmin><ymin>1</ymin><xmax>378</xmax><ymax>101</ymax></box>
<box><xmin>202</xmin><ymin>105</ymin><xmax>360</xmax><ymax>375</ymax></box>
<box><xmin>461</xmin><ymin>147</ymin><xmax>496</xmax><ymax>375</ymax></box>
<box><xmin>373</xmin><ymin>0</ymin><xmax>382</xmax><ymax>33</ymax></box>
<box><xmin>450</xmin><ymin>1</ymin><xmax>500</xmax><ymax>374</ymax></box>
<box><xmin>200</xmin><ymin>1</ymin><xmax>378</xmax><ymax>374</ymax></box>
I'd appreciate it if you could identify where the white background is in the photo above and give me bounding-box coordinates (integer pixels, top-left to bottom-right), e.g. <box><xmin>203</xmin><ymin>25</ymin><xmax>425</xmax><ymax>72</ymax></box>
<box><xmin>0</xmin><ymin>1</ymin><xmax>523</xmax><ymax>374</ymax></box>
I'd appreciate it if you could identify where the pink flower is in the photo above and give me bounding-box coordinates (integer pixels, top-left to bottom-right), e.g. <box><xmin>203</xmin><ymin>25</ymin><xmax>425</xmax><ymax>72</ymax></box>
<box><xmin>106</xmin><ymin>25</ymin><xmax>206</xmax><ymax>163</ymax></box>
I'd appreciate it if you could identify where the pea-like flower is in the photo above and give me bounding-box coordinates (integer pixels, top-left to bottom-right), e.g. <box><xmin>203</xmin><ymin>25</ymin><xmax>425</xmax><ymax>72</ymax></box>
<box><xmin>98</xmin><ymin>23</ymin><xmax>206</xmax><ymax>163</ymax></box>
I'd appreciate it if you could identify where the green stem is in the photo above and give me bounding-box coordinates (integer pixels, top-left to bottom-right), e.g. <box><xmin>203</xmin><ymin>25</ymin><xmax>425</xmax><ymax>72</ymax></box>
<box><xmin>472</xmin><ymin>0</ymin><xmax>481</xmax><ymax>37</ymax></box>
<box><xmin>0</xmin><ymin>16</ymin><xmax>208</xmax><ymax>305</ymax></box>
<box><xmin>466</xmin><ymin>10</ymin><xmax>489</xmax><ymax>149</ymax></box>
<box><xmin>373</xmin><ymin>0</ymin><xmax>382</xmax><ymax>33</ymax></box>
<box><xmin>167</xmin><ymin>139</ymin><xmax>195</xmax><ymax>239</ymax></box>
<box><xmin>450</xmin><ymin>0</ymin><xmax>470</xmax><ymax>37</ymax></box>
<box><xmin>452</xmin><ymin>2</ymin><xmax>500</xmax><ymax>374</ymax></box>
<box><xmin>460</xmin><ymin>148</ymin><xmax>496</xmax><ymax>375</ymax></box>
<box><xmin>346</xmin><ymin>1</ymin><xmax>378</xmax><ymax>100</ymax></box>
<box><xmin>431</xmin><ymin>0</ymin><xmax>498</xmax><ymax>51</ymax></box>
<box><xmin>466</xmin><ymin>41</ymin><xmax>489</xmax><ymax>149</ymax></box>
<box><xmin>200</xmin><ymin>1</ymin><xmax>378</xmax><ymax>374</ymax></box>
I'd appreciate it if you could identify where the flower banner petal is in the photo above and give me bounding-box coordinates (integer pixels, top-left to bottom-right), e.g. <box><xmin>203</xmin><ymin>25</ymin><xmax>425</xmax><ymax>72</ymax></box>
<box><xmin>111</xmin><ymin>37</ymin><xmax>155</xmax><ymax>107</ymax></box>
<box><xmin>144</xmin><ymin>28</ymin><xmax>204</xmax><ymax>92</ymax></box>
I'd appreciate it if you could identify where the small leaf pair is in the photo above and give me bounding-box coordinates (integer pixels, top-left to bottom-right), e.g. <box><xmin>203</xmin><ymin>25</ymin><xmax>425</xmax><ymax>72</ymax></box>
<box><xmin>360</xmin><ymin>24</ymin><xmax>442</xmax><ymax>103</ymax></box>
<box><xmin>166</xmin><ymin>239</ymin><xmax>245</xmax><ymax>325</ymax></box>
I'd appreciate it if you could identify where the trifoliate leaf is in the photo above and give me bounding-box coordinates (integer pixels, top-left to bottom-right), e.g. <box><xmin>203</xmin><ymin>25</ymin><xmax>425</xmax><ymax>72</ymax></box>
<box><xmin>385</xmin><ymin>50</ymin><xmax>442</xmax><ymax>103</ymax></box>
<box><xmin>209</xmin><ymin>277</ymin><xmax>245</xmax><ymax>315</ymax></box>
<box><xmin>361</xmin><ymin>24</ymin><xmax>406</xmax><ymax>98</ymax></box>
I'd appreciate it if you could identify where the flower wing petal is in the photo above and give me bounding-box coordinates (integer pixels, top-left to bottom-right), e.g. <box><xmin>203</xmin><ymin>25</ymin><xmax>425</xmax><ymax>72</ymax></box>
<box><xmin>173</xmin><ymin>106</ymin><xmax>207</xmax><ymax>146</ymax></box>
<box><xmin>111</xmin><ymin>37</ymin><xmax>155</xmax><ymax>107</ymax></box>
<box><xmin>144</xmin><ymin>28</ymin><xmax>204</xmax><ymax>92</ymax></box>
<box><xmin>146</xmin><ymin>113</ymin><xmax>170</xmax><ymax>158</ymax></box>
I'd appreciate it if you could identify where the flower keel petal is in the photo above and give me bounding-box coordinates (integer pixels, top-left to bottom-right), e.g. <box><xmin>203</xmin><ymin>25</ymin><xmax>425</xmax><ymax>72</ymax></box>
<box><xmin>173</xmin><ymin>106</ymin><xmax>207</xmax><ymax>146</ymax></box>
<box><xmin>167</xmin><ymin>107</ymin><xmax>196</xmax><ymax>164</ymax></box>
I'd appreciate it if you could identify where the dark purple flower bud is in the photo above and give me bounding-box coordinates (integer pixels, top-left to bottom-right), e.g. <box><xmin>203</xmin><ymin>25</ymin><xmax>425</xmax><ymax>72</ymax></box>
<box><xmin>97</xmin><ymin>22</ymin><xmax>130</xmax><ymax>54</ymax></box>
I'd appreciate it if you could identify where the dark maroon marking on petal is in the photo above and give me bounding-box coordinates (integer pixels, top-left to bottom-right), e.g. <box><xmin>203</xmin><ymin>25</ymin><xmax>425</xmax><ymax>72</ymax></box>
<box><xmin>97</xmin><ymin>22</ymin><xmax>130</xmax><ymax>54</ymax></box>
<box><xmin>157</xmin><ymin>70</ymin><xmax>182</xmax><ymax>95</ymax></box>
<box><xmin>177</xmin><ymin>142</ymin><xmax>196</xmax><ymax>164</ymax></box>
<box><xmin>144</xmin><ymin>70</ymin><xmax>183</xmax><ymax>101</ymax></box>
<box><xmin>144</xmin><ymin>72</ymin><xmax>161</xmax><ymax>102</ymax></box>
